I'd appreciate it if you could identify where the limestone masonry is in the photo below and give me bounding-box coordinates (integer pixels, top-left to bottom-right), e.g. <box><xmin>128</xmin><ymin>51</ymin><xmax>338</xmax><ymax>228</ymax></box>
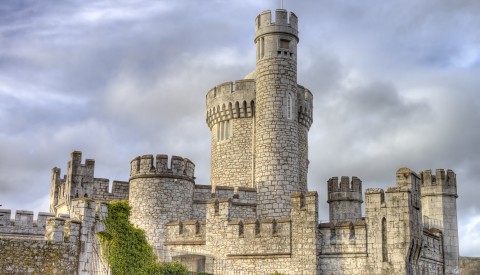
<box><xmin>0</xmin><ymin>9</ymin><xmax>460</xmax><ymax>275</ymax></box>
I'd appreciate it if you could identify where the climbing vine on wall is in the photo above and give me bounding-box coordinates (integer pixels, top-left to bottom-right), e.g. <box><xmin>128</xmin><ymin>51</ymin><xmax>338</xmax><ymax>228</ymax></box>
<box><xmin>97</xmin><ymin>200</ymin><xmax>189</xmax><ymax>275</ymax></box>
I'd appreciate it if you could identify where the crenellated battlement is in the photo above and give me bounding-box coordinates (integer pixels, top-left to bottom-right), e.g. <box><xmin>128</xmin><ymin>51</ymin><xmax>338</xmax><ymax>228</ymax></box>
<box><xmin>165</xmin><ymin>220</ymin><xmax>206</xmax><ymax>245</ymax></box>
<box><xmin>327</xmin><ymin>176</ymin><xmax>362</xmax><ymax>202</ymax></box>
<box><xmin>297</xmin><ymin>85</ymin><xmax>313</xmax><ymax>129</ymax></box>
<box><xmin>327</xmin><ymin>177</ymin><xmax>363</xmax><ymax>223</ymax></box>
<box><xmin>205</xmin><ymin>80</ymin><xmax>313</xmax><ymax>130</ymax></box>
<box><xmin>291</xmin><ymin>191</ymin><xmax>318</xmax><ymax>211</ymax></box>
<box><xmin>0</xmin><ymin>199</ymin><xmax>105</xmax><ymax>245</ymax></box>
<box><xmin>318</xmin><ymin>219</ymin><xmax>368</xmax><ymax>254</ymax></box>
<box><xmin>420</xmin><ymin>169</ymin><xmax>457</xmax><ymax>197</ymax></box>
<box><xmin>210</xmin><ymin>185</ymin><xmax>257</xmax><ymax>204</ymax></box>
<box><xmin>0</xmin><ymin>210</ymin><xmax>55</xmax><ymax>236</ymax></box>
<box><xmin>365</xmin><ymin>186</ymin><xmax>413</xmax><ymax>211</ymax></box>
<box><xmin>50</xmin><ymin>151</ymin><xmax>128</xmax><ymax>216</ymax></box>
<box><xmin>69</xmin><ymin>151</ymin><xmax>95</xmax><ymax>182</ymax></box>
<box><xmin>206</xmin><ymin>79</ymin><xmax>256</xmax><ymax>129</ymax></box>
<box><xmin>93</xmin><ymin>179</ymin><xmax>129</xmax><ymax>201</ymax></box>
<box><xmin>255</xmin><ymin>9</ymin><xmax>298</xmax><ymax>42</ymax></box>
<box><xmin>129</xmin><ymin>154</ymin><xmax>195</xmax><ymax>182</ymax></box>
<box><xmin>44</xmin><ymin>216</ymin><xmax>82</xmax><ymax>244</ymax></box>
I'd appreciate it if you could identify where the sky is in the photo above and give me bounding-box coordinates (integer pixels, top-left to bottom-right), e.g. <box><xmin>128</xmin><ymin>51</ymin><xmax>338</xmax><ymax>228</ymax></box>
<box><xmin>0</xmin><ymin>0</ymin><xmax>479</xmax><ymax>256</ymax></box>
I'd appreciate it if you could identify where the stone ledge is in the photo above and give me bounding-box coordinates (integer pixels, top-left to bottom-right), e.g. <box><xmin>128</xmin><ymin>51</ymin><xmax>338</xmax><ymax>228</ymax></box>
<box><xmin>227</xmin><ymin>252</ymin><xmax>291</xmax><ymax>259</ymax></box>
<box><xmin>164</xmin><ymin>240</ymin><xmax>206</xmax><ymax>246</ymax></box>
<box><xmin>232</xmin><ymin>202</ymin><xmax>257</xmax><ymax>207</ymax></box>
<box><xmin>320</xmin><ymin>252</ymin><xmax>368</xmax><ymax>258</ymax></box>
<box><xmin>129</xmin><ymin>174</ymin><xmax>195</xmax><ymax>183</ymax></box>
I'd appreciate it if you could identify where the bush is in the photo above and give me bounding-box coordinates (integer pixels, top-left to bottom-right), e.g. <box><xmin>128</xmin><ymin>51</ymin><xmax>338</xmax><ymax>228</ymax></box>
<box><xmin>98</xmin><ymin>201</ymin><xmax>189</xmax><ymax>275</ymax></box>
<box><xmin>146</xmin><ymin>261</ymin><xmax>189</xmax><ymax>275</ymax></box>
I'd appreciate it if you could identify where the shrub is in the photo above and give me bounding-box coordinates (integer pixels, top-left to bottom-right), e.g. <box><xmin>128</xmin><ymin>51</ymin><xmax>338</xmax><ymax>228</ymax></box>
<box><xmin>98</xmin><ymin>200</ymin><xmax>189</xmax><ymax>275</ymax></box>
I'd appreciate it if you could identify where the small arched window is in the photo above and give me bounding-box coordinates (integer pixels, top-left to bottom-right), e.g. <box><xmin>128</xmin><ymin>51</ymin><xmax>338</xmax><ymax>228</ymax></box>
<box><xmin>216</xmin><ymin>120</ymin><xmax>233</xmax><ymax>142</ymax></box>
<box><xmin>382</xmin><ymin>217</ymin><xmax>388</xmax><ymax>262</ymax></box>
<box><xmin>255</xmin><ymin>220</ymin><xmax>260</xmax><ymax>236</ymax></box>
<box><xmin>287</xmin><ymin>93</ymin><xmax>293</xmax><ymax>119</ymax></box>
<box><xmin>225</xmin><ymin>120</ymin><xmax>230</xmax><ymax>139</ymax></box>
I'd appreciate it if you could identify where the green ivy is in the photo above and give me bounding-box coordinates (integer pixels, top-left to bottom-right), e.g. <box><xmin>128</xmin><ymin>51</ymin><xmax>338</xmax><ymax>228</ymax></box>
<box><xmin>97</xmin><ymin>200</ymin><xmax>189</xmax><ymax>275</ymax></box>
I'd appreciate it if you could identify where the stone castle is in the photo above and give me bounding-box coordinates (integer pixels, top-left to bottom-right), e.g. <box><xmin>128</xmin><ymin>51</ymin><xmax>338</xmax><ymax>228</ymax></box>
<box><xmin>0</xmin><ymin>9</ymin><xmax>460</xmax><ymax>275</ymax></box>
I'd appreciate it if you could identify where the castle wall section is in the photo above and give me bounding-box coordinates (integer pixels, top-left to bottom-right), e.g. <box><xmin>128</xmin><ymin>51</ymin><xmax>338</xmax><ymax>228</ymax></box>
<box><xmin>0</xmin><ymin>210</ymin><xmax>55</xmax><ymax>237</ymax></box>
<box><xmin>92</xmin><ymin>179</ymin><xmax>129</xmax><ymax>201</ymax></box>
<box><xmin>0</xmin><ymin>237</ymin><xmax>80</xmax><ymax>274</ymax></box>
<box><xmin>0</xmin><ymin>199</ymin><xmax>109</xmax><ymax>275</ymax></box>
<box><xmin>165</xmin><ymin>192</ymin><xmax>318</xmax><ymax>274</ymax></box>
<box><xmin>418</xmin><ymin>228</ymin><xmax>444</xmax><ymax>275</ymax></box>
<box><xmin>192</xmin><ymin>185</ymin><xmax>211</xmax><ymax>220</ymax></box>
<box><xmin>364</xmin><ymin>168</ymin><xmax>425</xmax><ymax>275</ymax></box>
<box><xmin>50</xmin><ymin>151</ymin><xmax>128</xmax><ymax>216</ymax></box>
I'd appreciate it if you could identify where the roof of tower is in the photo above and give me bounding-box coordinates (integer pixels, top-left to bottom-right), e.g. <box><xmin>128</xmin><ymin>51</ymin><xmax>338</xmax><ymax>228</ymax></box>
<box><xmin>244</xmin><ymin>70</ymin><xmax>256</xmax><ymax>80</ymax></box>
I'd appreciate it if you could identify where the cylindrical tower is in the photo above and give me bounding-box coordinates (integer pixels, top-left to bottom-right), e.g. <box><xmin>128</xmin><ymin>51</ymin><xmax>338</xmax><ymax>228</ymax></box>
<box><xmin>327</xmin><ymin>176</ymin><xmax>363</xmax><ymax>223</ymax></box>
<box><xmin>206</xmin><ymin>80</ymin><xmax>256</xmax><ymax>189</ymax></box>
<box><xmin>254</xmin><ymin>9</ymin><xmax>301</xmax><ymax>218</ymax></box>
<box><xmin>128</xmin><ymin>154</ymin><xmax>195</xmax><ymax>260</ymax></box>
<box><xmin>420</xmin><ymin>169</ymin><xmax>459</xmax><ymax>274</ymax></box>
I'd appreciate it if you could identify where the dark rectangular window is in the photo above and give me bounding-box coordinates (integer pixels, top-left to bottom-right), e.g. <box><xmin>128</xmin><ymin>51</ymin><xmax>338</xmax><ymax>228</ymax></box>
<box><xmin>280</xmin><ymin>39</ymin><xmax>290</xmax><ymax>49</ymax></box>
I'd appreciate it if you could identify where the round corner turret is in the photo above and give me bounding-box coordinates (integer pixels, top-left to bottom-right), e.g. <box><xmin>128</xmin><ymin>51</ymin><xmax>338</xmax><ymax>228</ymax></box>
<box><xmin>327</xmin><ymin>176</ymin><xmax>363</xmax><ymax>223</ymax></box>
<box><xmin>129</xmin><ymin>154</ymin><xmax>195</xmax><ymax>182</ymax></box>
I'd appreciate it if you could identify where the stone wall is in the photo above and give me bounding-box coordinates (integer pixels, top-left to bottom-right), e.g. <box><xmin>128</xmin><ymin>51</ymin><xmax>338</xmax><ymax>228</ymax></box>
<box><xmin>0</xmin><ymin>199</ymin><xmax>108</xmax><ymax>275</ymax></box>
<box><xmin>164</xmin><ymin>192</ymin><xmax>319</xmax><ymax>275</ymax></box>
<box><xmin>0</xmin><ymin>238</ymin><xmax>79</xmax><ymax>274</ymax></box>
<box><xmin>210</xmin><ymin>115</ymin><xmax>254</xmax><ymax>189</ymax></box>
<box><xmin>418</xmin><ymin>228</ymin><xmax>444</xmax><ymax>275</ymax></box>
<box><xmin>0</xmin><ymin>210</ymin><xmax>54</xmax><ymax>236</ymax></box>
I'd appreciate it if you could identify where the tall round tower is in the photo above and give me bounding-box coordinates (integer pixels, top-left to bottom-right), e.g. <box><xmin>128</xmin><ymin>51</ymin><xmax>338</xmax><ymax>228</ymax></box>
<box><xmin>204</xmin><ymin>9</ymin><xmax>313</xmax><ymax>218</ymax></box>
<box><xmin>206</xmin><ymin>80</ymin><xmax>256</xmax><ymax>189</ymax></box>
<box><xmin>254</xmin><ymin>10</ymin><xmax>304</xmax><ymax>218</ymax></box>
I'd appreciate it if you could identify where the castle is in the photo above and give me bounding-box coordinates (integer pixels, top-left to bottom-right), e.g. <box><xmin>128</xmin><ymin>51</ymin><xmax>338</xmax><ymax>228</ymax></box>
<box><xmin>0</xmin><ymin>9</ymin><xmax>460</xmax><ymax>275</ymax></box>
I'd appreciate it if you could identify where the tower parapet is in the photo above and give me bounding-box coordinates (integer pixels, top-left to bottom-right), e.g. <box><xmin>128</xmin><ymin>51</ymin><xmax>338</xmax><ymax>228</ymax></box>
<box><xmin>297</xmin><ymin>85</ymin><xmax>313</xmax><ymax>129</ymax></box>
<box><xmin>128</xmin><ymin>154</ymin><xmax>196</xmax><ymax>261</ymax></box>
<box><xmin>420</xmin><ymin>169</ymin><xmax>457</xmax><ymax>197</ymax></box>
<box><xmin>130</xmin><ymin>154</ymin><xmax>195</xmax><ymax>182</ymax></box>
<box><xmin>206</xmin><ymin>79</ymin><xmax>256</xmax><ymax>129</ymax></box>
<box><xmin>255</xmin><ymin>9</ymin><xmax>298</xmax><ymax>44</ymax></box>
<box><xmin>327</xmin><ymin>176</ymin><xmax>363</xmax><ymax>223</ymax></box>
